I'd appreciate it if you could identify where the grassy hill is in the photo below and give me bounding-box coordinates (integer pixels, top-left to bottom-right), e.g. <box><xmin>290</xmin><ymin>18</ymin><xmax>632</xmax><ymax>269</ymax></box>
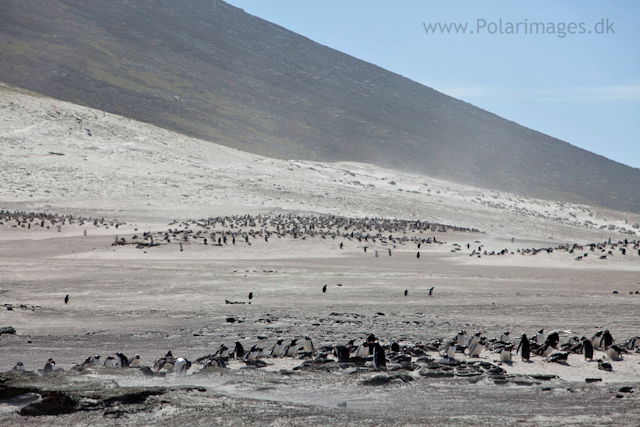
<box><xmin>1</xmin><ymin>0</ymin><xmax>639</xmax><ymax>212</ymax></box>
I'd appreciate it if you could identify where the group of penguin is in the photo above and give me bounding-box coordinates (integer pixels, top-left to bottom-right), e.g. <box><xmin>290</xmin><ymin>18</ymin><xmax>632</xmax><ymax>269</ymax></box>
<box><xmin>442</xmin><ymin>328</ymin><xmax>639</xmax><ymax>371</ymax></box>
<box><xmin>12</xmin><ymin>328</ymin><xmax>640</xmax><ymax>377</ymax></box>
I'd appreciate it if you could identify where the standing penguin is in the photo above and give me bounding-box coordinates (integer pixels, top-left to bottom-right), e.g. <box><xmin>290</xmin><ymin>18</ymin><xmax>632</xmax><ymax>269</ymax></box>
<box><xmin>416</xmin><ymin>252</ymin><xmax>420</xmax><ymax>259</ymax></box>
<box><xmin>322</xmin><ymin>284</ymin><xmax>327</xmax><ymax>293</ymax></box>
<box><xmin>404</xmin><ymin>290</ymin><xmax>408</xmax><ymax>296</ymax></box>
<box><xmin>248</xmin><ymin>292</ymin><xmax>253</xmax><ymax>301</ymax></box>
<box><xmin>303</xmin><ymin>335</ymin><xmax>314</xmax><ymax>353</ymax></box>
<box><xmin>582</xmin><ymin>337</ymin><xmax>594</xmax><ymax>360</ymax></box>
<box><xmin>371</xmin><ymin>342</ymin><xmax>387</xmax><ymax>371</ymax></box>
<box><xmin>516</xmin><ymin>334</ymin><xmax>531</xmax><ymax>361</ymax></box>
<box><xmin>64</xmin><ymin>294</ymin><xmax>69</xmax><ymax>304</ymax></box>
<box><xmin>602</xmin><ymin>330</ymin><xmax>614</xmax><ymax>347</ymax></box>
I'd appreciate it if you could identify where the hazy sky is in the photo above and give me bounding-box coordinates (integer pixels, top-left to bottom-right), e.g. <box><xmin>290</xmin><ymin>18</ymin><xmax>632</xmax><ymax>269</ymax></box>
<box><xmin>225</xmin><ymin>0</ymin><xmax>639</xmax><ymax>169</ymax></box>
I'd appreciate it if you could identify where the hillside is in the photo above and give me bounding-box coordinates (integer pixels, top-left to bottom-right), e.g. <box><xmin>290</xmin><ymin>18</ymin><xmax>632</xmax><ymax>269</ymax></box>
<box><xmin>1</xmin><ymin>0</ymin><xmax>639</xmax><ymax>212</ymax></box>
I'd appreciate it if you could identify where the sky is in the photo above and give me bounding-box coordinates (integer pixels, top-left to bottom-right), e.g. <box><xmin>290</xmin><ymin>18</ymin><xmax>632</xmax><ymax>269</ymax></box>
<box><xmin>224</xmin><ymin>0</ymin><xmax>640</xmax><ymax>169</ymax></box>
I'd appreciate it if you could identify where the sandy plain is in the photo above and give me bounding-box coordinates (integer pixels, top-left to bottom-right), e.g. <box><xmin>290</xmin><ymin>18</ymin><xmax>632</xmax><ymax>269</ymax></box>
<box><xmin>0</xmin><ymin>84</ymin><xmax>640</xmax><ymax>425</ymax></box>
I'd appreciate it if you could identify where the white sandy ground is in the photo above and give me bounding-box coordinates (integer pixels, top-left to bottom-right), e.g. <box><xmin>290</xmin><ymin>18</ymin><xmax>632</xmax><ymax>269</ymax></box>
<box><xmin>1</xmin><ymin>83</ymin><xmax>640</xmax><ymax>425</ymax></box>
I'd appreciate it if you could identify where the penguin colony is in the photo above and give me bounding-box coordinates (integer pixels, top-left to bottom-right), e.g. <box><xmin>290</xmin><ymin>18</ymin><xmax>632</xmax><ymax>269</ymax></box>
<box><xmin>3</xmin><ymin>211</ymin><xmax>639</xmax><ymax>264</ymax></box>
<box><xmin>12</xmin><ymin>328</ymin><xmax>640</xmax><ymax>377</ymax></box>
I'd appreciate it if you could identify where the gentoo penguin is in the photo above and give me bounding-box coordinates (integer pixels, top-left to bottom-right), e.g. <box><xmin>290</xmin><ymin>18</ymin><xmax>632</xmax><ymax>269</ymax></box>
<box><xmin>516</xmin><ymin>334</ymin><xmax>531</xmax><ymax>361</ymax></box>
<box><xmin>271</xmin><ymin>339</ymin><xmax>285</xmax><ymax>357</ymax></box>
<box><xmin>582</xmin><ymin>338</ymin><xmax>594</xmax><ymax>360</ymax></box>
<box><xmin>64</xmin><ymin>294</ymin><xmax>69</xmax><ymax>304</ymax></box>
<box><xmin>428</xmin><ymin>287</ymin><xmax>434</xmax><ymax>296</ymax></box>
<box><xmin>417</xmin><ymin>252</ymin><xmax>420</xmax><ymax>259</ymax></box>
<box><xmin>129</xmin><ymin>354</ymin><xmax>141</xmax><ymax>366</ymax></box>
<box><xmin>103</xmin><ymin>356</ymin><xmax>117</xmax><ymax>368</ymax></box>
<box><xmin>175</xmin><ymin>358</ymin><xmax>191</xmax><ymax>375</ymax></box>
<box><xmin>606</xmin><ymin>345</ymin><xmax>623</xmax><ymax>361</ymax></box>
<box><xmin>468</xmin><ymin>341</ymin><xmax>484</xmax><ymax>358</ymax></box>
<box><xmin>533</xmin><ymin>329</ymin><xmax>545</xmax><ymax>344</ymax></box>
<box><xmin>334</xmin><ymin>345</ymin><xmax>350</xmax><ymax>363</ymax></box>
<box><xmin>355</xmin><ymin>341</ymin><xmax>370</xmax><ymax>358</ymax></box>
<box><xmin>215</xmin><ymin>343</ymin><xmax>230</xmax><ymax>359</ymax></box>
<box><xmin>591</xmin><ymin>331</ymin><xmax>604</xmax><ymax>348</ymax></box>
<box><xmin>322</xmin><ymin>284</ymin><xmax>327</xmax><ymax>293</ymax></box>
<box><xmin>281</xmin><ymin>339</ymin><xmax>299</xmax><ymax>357</ymax></box>
<box><xmin>547</xmin><ymin>352</ymin><xmax>569</xmax><ymax>364</ymax></box>
<box><xmin>404</xmin><ymin>290</ymin><xmax>408</xmax><ymax>296</ymax></box>
<box><xmin>243</xmin><ymin>345</ymin><xmax>262</xmax><ymax>362</ymax></box>
<box><xmin>546</xmin><ymin>332</ymin><xmax>560</xmax><ymax>348</ymax></box>
<box><xmin>43</xmin><ymin>358</ymin><xmax>55</xmax><ymax>374</ymax></box>
<box><xmin>12</xmin><ymin>361</ymin><xmax>26</xmax><ymax>371</ymax></box>
<box><xmin>367</xmin><ymin>334</ymin><xmax>377</xmax><ymax>343</ymax></box>
<box><xmin>455</xmin><ymin>330</ymin><xmax>468</xmax><ymax>347</ymax></box>
<box><xmin>500</xmin><ymin>346</ymin><xmax>513</xmax><ymax>363</ymax></box>
<box><xmin>597</xmin><ymin>359</ymin><xmax>613</xmax><ymax>371</ymax></box>
<box><xmin>468</xmin><ymin>332</ymin><xmax>482</xmax><ymax>348</ymax></box>
<box><xmin>390</xmin><ymin>342</ymin><xmax>400</xmax><ymax>353</ymax></box>
<box><xmin>441</xmin><ymin>340</ymin><xmax>456</xmax><ymax>360</ymax></box>
<box><xmin>248</xmin><ymin>292</ymin><xmax>253</xmax><ymax>300</ymax></box>
<box><xmin>500</xmin><ymin>331</ymin><xmax>511</xmax><ymax>343</ymax></box>
<box><xmin>602</xmin><ymin>330</ymin><xmax>614</xmax><ymax>347</ymax></box>
<box><xmin>115</xmin><ymin>352</ymin><xmax>130</xmax><ymax>368</ymax></box>
<box><xmin>303</xmin><ymin>335</ymin><xmax>314</xmax><ymax>353</ymax></box>
<box><xmin>234</xmin><ymin>342</ymin><xmax>245</xmax><ymax>359</ymax></box>
<box><xmin>371</xmin><ymin>343</ymin><xmax>387</xmax><ymax>371</ymax></box>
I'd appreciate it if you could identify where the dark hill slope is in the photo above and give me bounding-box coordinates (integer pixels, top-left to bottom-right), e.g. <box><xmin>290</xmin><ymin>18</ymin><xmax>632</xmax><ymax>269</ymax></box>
<box><xmin>1</xmin><ymin>0</ymin><xmax>638</xmax><ymax>212</ymax></box>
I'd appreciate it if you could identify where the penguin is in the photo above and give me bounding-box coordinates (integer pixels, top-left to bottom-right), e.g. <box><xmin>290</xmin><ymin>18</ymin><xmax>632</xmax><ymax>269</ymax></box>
<box><xmin>129</xmin><ymin>354</ymin><xmax>141</xmax><ymax>366</ymax></box>
<box><xmin>371</xmin><ymin>342</ymin><xmax>387</xmax><ymax>371</ymax></box>
<box><xmin>442</xmin><ymin>340</ymin><xmax>456</xmax><ymax>360</ymax></box>
<box><xmin>248</xmin><ymin>292</ymin><xmax>253</xmax><ymax>300</ymax></box>
<box><xmin>606</xmin><ymin>345</ymin><xmax>623</xmax><ymax>361</ymax></box>
<box><xmin>303</xmin><ymin>335</ymin><xmax>314</xmax><ymax>353</ymax></box>
<box><xmin>175</xmin><ymin>358</ymin><xmax>191</xmax><ymax>375</ymax></box>
<box><xmin>103</xmin><ymin>356</ymin><xmax>116</xmax><ymax>368</ymax></box>
<box><xmin>516</xmin><ymin>334</ymin><xmax>531</xmax><ymax>361</ymax></box>
<box><xmin>390</xmin><ymin>342</ymin><xmax>400</xmax><ymax>353</ymax></box>
<box><xmin>546</xmin><ymin>332</ymin><xmax>560</xmax><ymax>348</ymax></box>
<box><xmin>243</xmin><ymin>345</ymin><xmax>262</xmax><ymax>362</ymax></box>
<box><xmin>90</xmin><ymin>355</ymin><xmax>102</xmax><ymax>365</ymax></box>
<box><xmin>116</xmin><ymin>352</ymin><xmax>130</xmax><ymax>368</ymax></box>
<box><xmin>500</xmin><ymin>346</ymin><xmax>513</xmax><ymax>363</ymax></box>
<box><xmin>12</xmin><ymin>361</ymin><xmax>26</xmax><ymax>371</ymax></box>
<box><xmin>281</xmin><ymin>339</ymin><xmax>299</xmax><ymax>357</ymax></box>
<box><xmin>602</xmin><ymin>330</ymin><xmax>614</xmax><ymax>347</ymax></box>
<box><xmin>582</xmin><ymin>338</ymin><xmax>594</xmax><ymax>360</ymax></box>
<box><xmin>64</xmin><ymin>294</ymin><xmax>69</xmax><ymax>304</ymax></box>
<box><xmin>428</xmin><ymin>287</ymin><xmax>434</xmax><ymax>296</ymax></box>
<box><xmin>547</xmin><ymin>352</ymin><xmax>569</xmax><ymax>364</ymax></box>
<box><xmin>533</xmin><ymin>329</ymin><xmax>545</xmax><ymax>344</ymax></box>
<box><xmin>468</xmin><ymin>332</ymin><xmax>482</xmax><ymax>348</ymax></box>
<box><xmin>322</xmin><ymin>284</ymin><xmax>327</xmax><ymax>293</ymax></box>
<box><xmin>416</xmin><ymin>252</ymin><xmax>420</xmax><ymax>259</ymax></box>
<box><xmin>375</xmin><ymin>251</ymin><xmax>378</xmax><ymax>257</ymax></box>
<box><xmin>597</xmin><ymin>359</ymin><xmax>613</xmax><ymax>371</ymax></box>
<box><xmin>334</xmin><ymin>345</ymin><xmax>350</xmax><ymax>363</ymax></box>
<box><xmin>404</xmin><ymin>290</ymin><xmax>408</xmax><ymax>297</ymax></box>
<box><xmin>468</xmin><ymin>342</ymin><xmax>484</xmax><ymax>358</ymax></box>
<box><xmin>215</xmin><ymin>343</ymin><xmax>230</xmax><ymax>359</ymax></box>
<box><xmin>270</xmin><ymin>339</ymin><xmax>285</xmax><ymax>357</ymax></box>
<box><xmin>43</xmin><ymin>358</ymin><xmax>55</xmax><ymax>374</ymax></box>
<box><xmin>234</xmin><ymin>342</ymin><xmax>245</xmax><ymax>359</ymax></box>
<box><xmin>499</xmin><ymin>331</ymin><xmax>511</xmax><ymax>343</ymax></box>
<box><xmin>455</xmin><ymin>330</ymin><xmax>468</xmax><ymax>347</ymax></box>
<box><xmin>590</xmin><ymin>331</ymin><xmax>604</xmax><ymax>348</ymax></box>
<box><xmin>355</xmin><ymin>341</ymin><xmax>370</xmax><ymax>358</ymax></box>
<box><xmin>367</xmin><ymin>334</ymin><xmax>377</xmax><ymax>343</ymax></box>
